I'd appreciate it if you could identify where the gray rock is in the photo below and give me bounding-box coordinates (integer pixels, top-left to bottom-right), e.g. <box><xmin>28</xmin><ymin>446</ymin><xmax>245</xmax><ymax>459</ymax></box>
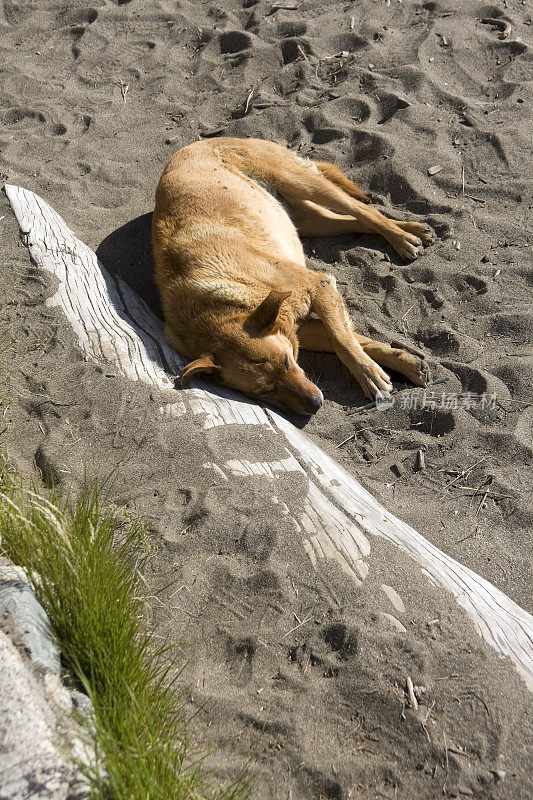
<box><xmin>0</xmin><ymin>563</ymin><xmax>92</xmax><ymax>799</ymax></box>
<box><xmin>0</xmin><ymin>566</ymin><xmax>60</xmax><ymax>675</ymax></box>
<box><xmin>0</xmin><ymin>629</ymin><xmax>84</xmax><ymax>799</ymax></box>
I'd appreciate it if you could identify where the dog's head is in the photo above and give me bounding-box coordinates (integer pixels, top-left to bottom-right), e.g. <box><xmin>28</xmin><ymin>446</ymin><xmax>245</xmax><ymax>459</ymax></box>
<box><xmin>180</xmin><ymin>290</ymin><xmax>323</xmax><ymax>415</ymax></box>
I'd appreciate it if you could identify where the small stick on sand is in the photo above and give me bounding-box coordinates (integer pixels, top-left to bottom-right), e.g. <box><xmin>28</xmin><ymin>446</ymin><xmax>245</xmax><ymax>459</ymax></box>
<box><xmin>421</xmin><ymin>700</ymin><xmax>435</xmax><ymax>742</ymax></box>
<box><xmin>400</xmin><ymin>304</ymin><xmax>415</xmax><ymax>338</ymax></box>
<box><xmin>406</xmin><ymin>675</ymin><xmax>419</xmax><ymax>710</ymax></box>
<box><xmin>283</xmin><ymin>615</ymin><xmax>313</xmax><ymax>637</ymax></box>
<box><xmin>116</xmin><ymin>80</ymin><xmax>129</xmax><ymax>103</ymax></box>
<box><xmin>475</xmin><ymin>490</ymin><xmax>489</xmax><ymax>516</ymax></box>
<box><xmin>441</xmin><ymin>457</ymin><xmax>488</xmax><ymax>493</ymax></box>
<box><xmin>452</xmin><ymin>487</ymin><xmax>512</xmax><ymax>499</ymax></box>
<box><xmin>414</xmin><ymin>449</ymin><xmax>425</xmax><ymax>471</ymax></box>
<box><xmin>269</xmin><ymin>1</ymin><xmax>305</xmax><ymax>12</ymax></box>
<box><xmin>467</xmin><ymin>689</ymin><xmax>490</xmax><ymax>716</ymax></box>
<box><xmin>244</xmin><ymin>87</ymin><xmax>255</xmax><ymax>115</ymax></box>
<box><xmin>443</xmin><ymin>733</ymin><xmax>450</xmax><ymax>791</ymax></box>
<box><xmin>337</xmin><ymin>432</ymin><xmax>356</xmax><ymax>448</ymax></box>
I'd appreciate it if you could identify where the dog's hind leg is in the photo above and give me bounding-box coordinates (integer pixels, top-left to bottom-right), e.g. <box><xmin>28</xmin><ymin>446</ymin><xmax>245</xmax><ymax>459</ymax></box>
<box><xmin>277</xmin><ymin>170</ymin><xmax>429</xmax><ymax>260</ymax></box>
<box><xmin>289</xmin><ymin>200</ymin><xmax>436</xmax><ymax>247</ymax></box>
<box><xmin>312</xmin><ymin>165</ymin><xmax>433</xmax><ymax>246</ymax></box>
<box><xmin>214</xmin><ymin>138</ymin><xmax>434</xmax><ymax>260</ymax></box>
<box><xmin>312</xmin><ymin>161</ymin><xmax>371</xmax><ymax>204</ymax></box>
<box><xmin>288</xmin><ymin>200</ymin><xmax>379</xmax><ymax>237</ymax></box>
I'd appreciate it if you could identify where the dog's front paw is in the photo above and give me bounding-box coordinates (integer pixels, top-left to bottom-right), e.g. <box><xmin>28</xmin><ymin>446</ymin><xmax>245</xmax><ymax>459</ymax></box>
<box><xmin>398</xmin><ymin>239</ymin><xmax>424</xmax><ymax>261</ymax></box>
<box><xmin>388</xmin><ymin>230</ymin><xmax>424</xmax><ymax>261</ymax></box>
<box><xmin>355</xmin><ymin>359</ymin><xmax>394</xmax><ymax>399</ymax></box>
<box><xmin>418</xmin><ymin>225</ymin><xmax>437</xmax><ymax>247</ymax></box>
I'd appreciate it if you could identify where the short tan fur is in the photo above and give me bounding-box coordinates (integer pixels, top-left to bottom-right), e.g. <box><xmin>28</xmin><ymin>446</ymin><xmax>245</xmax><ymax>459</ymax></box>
<box><xmin>152</xmin><ymin>137</ymin><xmax>433</xmax><ymax>415</ymax></box>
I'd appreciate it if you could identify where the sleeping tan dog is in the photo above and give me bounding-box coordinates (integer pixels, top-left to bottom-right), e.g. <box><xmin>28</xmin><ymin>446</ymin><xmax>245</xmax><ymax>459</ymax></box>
<box><xmin>152</xmin><ymin>137</ymin><xmax>434</xmax><ymax>415</ymax></box>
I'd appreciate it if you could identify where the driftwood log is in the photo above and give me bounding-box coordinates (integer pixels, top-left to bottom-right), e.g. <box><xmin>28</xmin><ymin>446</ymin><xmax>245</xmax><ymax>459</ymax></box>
<box><xmin>4</xmin><ymin>183</ymin><xmax>532</xmax><ymax>692</ymax></box>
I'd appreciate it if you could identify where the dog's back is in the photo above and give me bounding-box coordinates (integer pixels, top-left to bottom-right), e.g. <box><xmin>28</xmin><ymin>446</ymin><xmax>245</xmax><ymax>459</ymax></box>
<box><xmin>153</xmin><ymin>139</ymin><xmax>305</xmax><ymax>284</ymax></box>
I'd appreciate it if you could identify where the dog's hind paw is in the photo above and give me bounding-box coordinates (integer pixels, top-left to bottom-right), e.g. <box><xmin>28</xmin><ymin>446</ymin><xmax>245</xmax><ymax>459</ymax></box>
<box><xmin>396</xmin><ymin>221</ymin><xmax>436</xmax><ymax>247</ymax></box>
<box><xmin>396</xmin><ymin>238</ymin><xmax>424</xmax><ymax>261</ymax></box>
<box><xmin>389</xmin><ymin>222</ymin><xmax>437</xmax><ymax>260</ymax></box>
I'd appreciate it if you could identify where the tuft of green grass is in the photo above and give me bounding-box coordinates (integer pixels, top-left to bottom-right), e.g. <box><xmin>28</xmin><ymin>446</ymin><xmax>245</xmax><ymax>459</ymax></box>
<box><xmin>0</xmin><ymin>461</ymin><xmax>248</xmax><ymax>800</ymax></box>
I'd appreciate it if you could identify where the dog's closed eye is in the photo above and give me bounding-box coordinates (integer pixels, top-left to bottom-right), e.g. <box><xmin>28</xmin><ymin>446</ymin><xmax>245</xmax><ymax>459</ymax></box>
<box><xmin>284</xmin><ymin>354</ymin><xmax>290</xmax><ymax>372</ymax></box>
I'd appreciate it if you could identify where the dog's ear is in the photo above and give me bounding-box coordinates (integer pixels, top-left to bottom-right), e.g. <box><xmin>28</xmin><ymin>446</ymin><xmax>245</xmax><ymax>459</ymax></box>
<box><xmin>181</xmin><ymin>354</ymin><xmax>222</xmax><ymax>387</ymax></box>
<box><xmin>245</xmin><ymin>290</ymin><xmax>291</xmax><ymax>335</ymax></box>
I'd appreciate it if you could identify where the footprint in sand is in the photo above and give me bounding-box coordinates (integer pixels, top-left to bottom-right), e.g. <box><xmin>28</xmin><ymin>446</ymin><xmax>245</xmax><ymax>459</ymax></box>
<box><xmin>277</xmin><ymin>20</ymin><xmax>307</xmax><ymax>38</ymax></box>
<box><xmin>219</xmin><ymin>30</ymin><xmax>252</xmax><ymax>54</ymax></box>
<box><xmin>303</xmin><ymin>111</ymin><xmax>344</xmax><ymax>144</ymax></box>
<box><xmin>351</xmin><ymin>130</ymin><xmax>393</xmax><ymax>163</ymax></box>
<box><xmin>280</xmin><ymin>37</ymin><xmax>313</xmax><ymax>64</ymax></box>
<box><xmin>409</xmin><ymin>408</ymin><xmax>456</xmax><ymax>436</ymax></box>
<box><xmin>443</xmin><ymin>363</ymin><xmax>488</xmax><ymax>395</ymax></box>
<box><xmin>323</xmin><ymin>622</ymin><xmax>359</xmax><ymax>660</ymax></box>
<box><xmin>3</xmin><ymin>107</ymin><xmax>46</xmax><ymax>126</ymax></box>
<box><xmin>494</xmin><ymin>358</ymin><xmax>533</xmax><ymax>397</ymax></box>
<box><xmin>34</xmin><ymin>445</ymin><xmax>61</xmax><ymax>489</ymax></box>
<box><xmin>59</xmin><ymin>8</ymin><xmax>98</xmax><ymax>26</ymax></box>
<box><xmin>56</xmin><ymin>7</ymin><xmax>99</xmax><ymax>59</ymax></box>
<box><xmin>326</xmin><ymin>32</ymin><xmax>368</xmax><ymax>53</ymax></box>
<box><xmin>3</xmin><ymin>106</ymin><xmax>68</xmax><ymax>140</ymax></box>
<box><xmin>417</xmin><ymin>324</ymin><xmax>460</xmax><ymax>356</ymax></box>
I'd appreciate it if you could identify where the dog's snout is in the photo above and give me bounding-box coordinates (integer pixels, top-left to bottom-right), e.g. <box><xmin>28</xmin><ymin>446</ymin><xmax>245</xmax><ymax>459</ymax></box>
<box><xmin>303</xmin><ymin>393</ymin><xmax>323</xmax><ymax>414</ymax></box>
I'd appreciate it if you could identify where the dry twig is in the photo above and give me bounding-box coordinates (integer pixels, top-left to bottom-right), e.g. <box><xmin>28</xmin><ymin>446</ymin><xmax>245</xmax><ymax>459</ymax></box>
<box><xmin>406</xmin><ymin>676</ymin><xmax>419</xmax><ymax>710</ymax></box>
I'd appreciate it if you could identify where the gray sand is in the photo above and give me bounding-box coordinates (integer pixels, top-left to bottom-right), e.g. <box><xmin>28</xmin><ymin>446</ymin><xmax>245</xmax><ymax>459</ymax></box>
<box><xmin>1</xmin><ymin>1</ymin><xmax>532</xmax><ymax>797</ymax></box>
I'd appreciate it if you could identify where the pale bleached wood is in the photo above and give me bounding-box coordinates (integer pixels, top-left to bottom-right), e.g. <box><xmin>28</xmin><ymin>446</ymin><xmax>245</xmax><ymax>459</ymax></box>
<box><xmin>5</xmin><ymin>183</ymin><xmax>533</xmax><ymax>691</ymax></box>
<box><xmin>270</xmin><ymin>410</ymin><xmax>533</xmax><ymax>685</ymax></box>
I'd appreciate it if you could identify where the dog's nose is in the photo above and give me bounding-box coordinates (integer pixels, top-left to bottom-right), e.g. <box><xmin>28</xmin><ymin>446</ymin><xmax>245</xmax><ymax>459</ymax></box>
<box><xmin>304</xmin><ymin>393</ymin><xmax>323</xmax><ymax>414</ymax></box>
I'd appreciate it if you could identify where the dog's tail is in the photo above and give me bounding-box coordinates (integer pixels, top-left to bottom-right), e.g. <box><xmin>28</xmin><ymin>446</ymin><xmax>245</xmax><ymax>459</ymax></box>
<box><xmin>314</xmin><ymin>161</ymin><xmax>371</xmax><ymax>204</ymax></box>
